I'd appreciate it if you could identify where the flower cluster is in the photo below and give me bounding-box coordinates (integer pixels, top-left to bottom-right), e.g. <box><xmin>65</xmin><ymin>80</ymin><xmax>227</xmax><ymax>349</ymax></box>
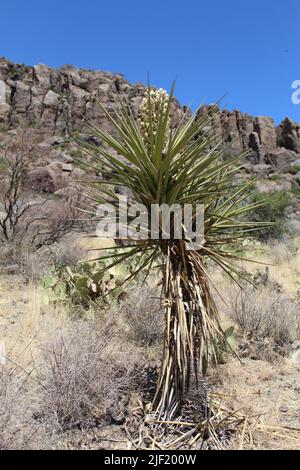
<box><xmin>139</xmin><ymin>88</ymin><xmax>170</xmax><ymax>152</ymax></box>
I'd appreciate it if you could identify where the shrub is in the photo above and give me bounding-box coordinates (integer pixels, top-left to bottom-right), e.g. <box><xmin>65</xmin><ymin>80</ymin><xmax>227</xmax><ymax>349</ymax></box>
<box><xmin>0</xmin><ymin>157</ymin><xmax>8</xmax><ymax>173</ymax></box>
<box><xmin>291</xmin><ymin>185</ymin><xmax>300</xmax><ymax>197</ymax></box>
<box><xmin>248</xmin><ymin>191</ymin><xmax>291</xmax><ymax>240</ymax></box>
<box><xmin>42</xmin><ymin>261</ymin><xmax>113</xmax><ymax>306</ymax></box>
<box><xmin>37</xmin><ymin>320</ymin><xmax>138</xmax><ymax>432</ymax></box>
<box><xmin>0</xmin><ymin>363</ymin><xmax>43</xmax><ymax>449</ymax></box>
<box><xmin>290</xmin><ymin>165</ymin><xmax>300</xmax><ymax>175</ymax></box>
<box><xmin>227</xmin><ymin>284</ymin><xmax>300</xmax><ymax>358</ymax></box>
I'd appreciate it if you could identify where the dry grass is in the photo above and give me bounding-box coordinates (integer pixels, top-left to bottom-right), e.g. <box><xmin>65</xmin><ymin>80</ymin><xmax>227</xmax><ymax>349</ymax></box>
<box><xmin>0</xmin><ymin>362</ymin><xmax>45</xmax><ymax>449</ymax></box>
<box><xmin>117</xmin><ymin>285</ymin><xmax>164</xmax><ymax>347</ymax></box>
<box><xmin>240</xmin><ymin>237</ymin><xmax>300</xmax><ymax>294</ymax></box>
<box><xmin>0</xmin><ymin>275</ymin><xmax>154</xmax><ymax>449</ymax></box>
<box><xmin>210</xmin><ymin>237</ymin><xmax>300</xmax><ymax>362</ymax></box>
<box><xmin>0</xmin><ymin>236</ymin><xmax>300</xmax><ymax>449</ymax></box>
<box><xmin>226</xmin><ymin>284</ymin><xmax>300</xmax><ymax>358</ymax></box>
<box><xmin>36</xmin><ymin>320</ymin><xmax>139</xmax><ymax>433</ymax></box>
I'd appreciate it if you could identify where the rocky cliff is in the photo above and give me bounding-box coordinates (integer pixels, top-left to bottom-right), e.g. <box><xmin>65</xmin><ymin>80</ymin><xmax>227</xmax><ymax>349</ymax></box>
<box><xmin>1</xmin><ymin>57</ymin><xmax>300</xmax><ymax>161</ymax></box>
<box><xmin>0</xmin><ymin>56</ymin><xmax>300</xmax><ymax>232</ymax></box>
<box><xmin>0</xmin><ymin>58</ymin><xmax>184</xmax><ymax>136</ymax></box>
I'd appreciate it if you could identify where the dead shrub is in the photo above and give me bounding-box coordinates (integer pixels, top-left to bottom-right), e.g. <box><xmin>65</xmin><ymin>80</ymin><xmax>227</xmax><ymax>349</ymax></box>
<box><xmin>0</xmin><ymin>363</ymin><xmax>43</xmax><ymax>449</ymax></box>
<box><xmin>0</xmin><ymin>130</ymin><xmax>83</xmax><ymax>250</ymax></box>
<box><xmin>37</xmin><ymin>320</ymin><xmax>139</xmax><ymax>432</ymax></box>
<box><xmin>267</xmin><ymin>239</ymin><xmax>299</xmax><ymax>265</ymax></box>
<box><xmin>227</xmin><ymin>284</ymin><xmax>300</xmax><ymax>358</ymax></box>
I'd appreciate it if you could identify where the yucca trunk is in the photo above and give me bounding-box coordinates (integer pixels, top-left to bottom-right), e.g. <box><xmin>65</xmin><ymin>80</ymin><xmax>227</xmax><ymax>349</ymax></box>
<box><xmin>152</xmin><ymin>243</ymin><xmax>223</xmax><ymax>419</ymax></box>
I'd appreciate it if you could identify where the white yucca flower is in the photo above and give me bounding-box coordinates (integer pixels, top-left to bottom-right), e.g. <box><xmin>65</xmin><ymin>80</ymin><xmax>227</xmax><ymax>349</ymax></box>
<box><xmin>140</xmin><ymin>87</ymin><xmax>170</xmax><ymax>153</ymax></box>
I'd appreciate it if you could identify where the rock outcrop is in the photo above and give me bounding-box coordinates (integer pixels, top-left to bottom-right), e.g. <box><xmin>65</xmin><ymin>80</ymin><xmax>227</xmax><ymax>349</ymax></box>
<box><xmin>0</xmin><ymin>57</ymin><xmax>300</xmax><ymax>165</ymax></box>
<box><xmin>197</xmin><ymin>105</ymin><xmax>300</xmax><ymax>168</ymax></box>
<box><xmin>0</xmin><ymin>58</ymin><xmax>183</xmax><ymax>137</ymax></box>
<box><xmin>0</xmin><ymin>57</ymin><xmax>300</xmax><ymax>205</ymax></box>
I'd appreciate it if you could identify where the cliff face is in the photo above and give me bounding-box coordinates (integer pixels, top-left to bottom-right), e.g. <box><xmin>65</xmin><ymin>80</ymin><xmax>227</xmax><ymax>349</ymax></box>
<box><xmin>0</xmin><ymin>58</ymin><xmax>183</xmax><ymax>137</ymax></box>
<box><xmin>1</xmin><ymin>57</ymin><xmax>300</xmax><ymax>164</ymax></box>
<box><xmin>0</xmin><ymin>57</ymin><xmax>299</xmax><ymax>233</ymax></box>
<box><xmin>0</xmin><ymin>57</ymin><xmax>300</xmax><ymax>188</ymax></box>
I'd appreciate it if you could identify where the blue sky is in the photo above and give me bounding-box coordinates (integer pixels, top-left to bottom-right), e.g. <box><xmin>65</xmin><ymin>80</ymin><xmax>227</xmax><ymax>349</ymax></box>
<box><xmin>1</xmin><ymin>0</ymin><xmax>299</xmax><ymax>123</ymax></box>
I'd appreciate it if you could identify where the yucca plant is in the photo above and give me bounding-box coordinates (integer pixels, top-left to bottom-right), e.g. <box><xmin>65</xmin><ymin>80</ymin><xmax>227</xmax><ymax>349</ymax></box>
<box><xmin>78</xmin><ymin>84</ymin><xmax>268</xmax><ymax>420</ymax></box>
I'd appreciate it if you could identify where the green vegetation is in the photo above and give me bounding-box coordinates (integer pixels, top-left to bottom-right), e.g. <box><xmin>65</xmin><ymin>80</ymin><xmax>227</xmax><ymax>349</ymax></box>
<box><xmin>70</xmin><ymin>148</ymin><xmax>83</xmax><ymax>159</ymax></box>
<box><xmin>291</xmin><ymin>184</ymin><xmax>300</xmax><ymax>197</ymax></box>
<box><xmin>42</xmin><ymin>261</ymin><xmax>114</xmax><ymax>307</ymax></box>
<box><xmin>290</xmin><ymin>165</ymin><xmax>300</xmax><ymax>175</ymax></box>
<box><xmin>268</xmin><ymin>174</ymin><xmax>284</xmax><ymax>182</ymax></box>
<box><xmin>248</xmin><ymin>190</ymin><xmax>291</xmax><ymax>240</ymax></box>
<box><xmin>0</xmin><ymin>157</ymin><xmax>8</xmax><ymax>173</ymax></box>
<box><xmin>42</xmin><ymin>253</ymin><xmax>145</xmax><ymax>307</ymax></box>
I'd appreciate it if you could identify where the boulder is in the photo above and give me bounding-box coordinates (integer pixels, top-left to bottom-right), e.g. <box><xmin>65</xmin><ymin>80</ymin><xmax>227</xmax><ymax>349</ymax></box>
<box><xmin>278</xmin><ymin>118</ymin><xmax>300</xmax><ymax>153</ymax></box>
<box><xmin>45</xmin><ymin>136</ymin><xmax>66</xmax><ymax>146</ymax></box>
<box><xmin>72</xmin><ymin>168</ymin><xmax>86</xmax><ymax>178</ymax></box>
<box><xmin>220</xmin><ymin>109</ymin><xmax>243</xmax><ymax>154</ymax></box>
<box><xmin>55</xmin><ymin>152</ymin><xmax>74</xmax><ymax>164</ymax></box>
<box><xmin>254</xmin><ymin>116</ymin><xmax>277</xmax><ymax>152</ymax></box>
<box><xmin>253</xmin><ymin>163</ymin><xmax>272</xmax><ymax>177</ymax></box>
<box><xmin>294</xmin><ymin>172</ymin><xmax>300</xmax><ymax>185</ymax></box>
<box><xmin>288</xmin><ymin>219</ymin><xmax>300</xmax><ymax>235</ymax></box>
<box><xmin>264</xmin><ymin>149</ymin><xmax>300</xmax><ymax>172</ymax></box>
<box><xmin>33</xmin><ymin>64</ymin><xmax>52</xmax><ymax>89</ymax></box>
<box><xmin>240</xmin><ymin>162</ymin><xmax>254</xmax><ymax>173</ymax></box>
<box><xmin>0</xmin><ymin>103</ymin><xmax>10</xmax><ymax>118</ymax></box>
<box><xmin>43</xmin><ymin>90</ymin><xmax>60</xmax><ymax>107</ymax></box>
<box><xmin>0</xmin><ymin>79</ymin><xmax>6</xmax><ymax>103</ymax></box>
<box><xmin>12</xmin><ymin>81</ymin><xmax>32</xmax><ymax>113</ymax></box>
<box><xmin>25</xmin><ymin>162</ymin><xmax>67</xmax><ymax>193</ymax></box>
<box><xmin>249</xmin><ymin>131</ymin><xmax>262</xmax><ymax>162</ymax></box>
<box><xmin>61</xmin><ymin>163</ymin><xmax>73</xmax><ymax>172</ymax></box>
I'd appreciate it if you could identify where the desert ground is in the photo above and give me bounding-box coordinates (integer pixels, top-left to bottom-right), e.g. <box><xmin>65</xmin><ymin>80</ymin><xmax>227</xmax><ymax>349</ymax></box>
<box><xmin>1</xmin><ymin>235</ymin><xmax>299</xmax><ymax>450</ymax></box>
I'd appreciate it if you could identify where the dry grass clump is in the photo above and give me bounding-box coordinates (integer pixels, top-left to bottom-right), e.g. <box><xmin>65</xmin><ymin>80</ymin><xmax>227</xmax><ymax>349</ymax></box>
<box><xmin>36</xmin><ymin>319</ymin><xmax>141</xmax><ymax>433</ymax></box>
<box><xmin>236</xmin><ymin>237</ymin><xmax>300</xmax><ymax>294</ymax></box>
<box><xmin>0</xmin><ymin>363</ymin><xmax>46</xmax><ymax>449</ymax></box>
<box><xmin>118</xmin><ymin>285</ymin><xmax>164</xmax><ymax>347</ymax></box>
<box><xmin>226</xmin><ymin>284</ymin><xmax>300</xmax><ymax>359</ymax></box>
<box><xmin>0</xmin><ymin>236</ymin><xmax>84</xmax><ymax>281</ymax></box>
<box><xmin>267</xmin><ymin>239</ymin><xmax>299</xmax><ymax>265</ymax></box>
<box><xmin>0</xmin><ymin>281</ymin><xmax>151</xmax><ymax>448</ymax></box>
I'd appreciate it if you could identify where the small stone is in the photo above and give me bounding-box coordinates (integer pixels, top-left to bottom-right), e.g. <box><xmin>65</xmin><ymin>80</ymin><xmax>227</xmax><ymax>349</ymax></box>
<box><xmin>291</xmin><ymin>340</ymin><xmax>300</xmax><ymax>350</ymax></box>
<box><xmin>279</xmin><ymin>405</ymin><xmax>289</xmax><ymax>413</ymax></box>
<box><xmin>56</xmin><ymin>152</ymin><xmax>74</xmax><ymax>164</ymax></box>
<box><xmin>0</xmin><ymin>103</ymin><xmax>10</xmax><ymax>116</ymax></box>
<box><xmin>61</xmin><ymin>163</ymin><xmax>73</xmax><ymax>172</ymax></box>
